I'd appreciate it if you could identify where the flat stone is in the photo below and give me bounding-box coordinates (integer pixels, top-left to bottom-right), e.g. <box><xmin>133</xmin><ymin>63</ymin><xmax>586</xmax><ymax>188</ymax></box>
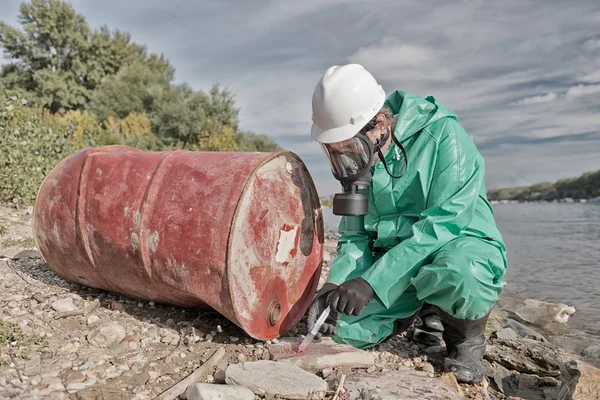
<box><xmin>504</xmin><ymin>318</ymin><xmax>547</xmax><ymax>342</ymax></box>
<box><xmin>485</xmin><ymin>338</ymin><xmax>566</xmax><ymax>377</ymax></box>
<box><xmin>186</xmin><ymin>384</ymin><xmax>254</xmax><ymax>400</ymax></box>
<box><xmin>344</xmin><ymin>370</ymin><xmax>462</xmax><ymax>399</ymax></box>
<box><xmin>52</xmin><ymin>298</ymin><xmax>77</xmax><ymax>313</ymax></box>
<box><xmin>87</xmin><ymin>322</ymin><xmax>126</xmax><ymax>348</ymax></box>
<box><xmin>225</xmin><ymin>360</ymin><xmax>328</xmax><ymax>399</ymax></box>
<box><xmin>495</xmin><ymin>327</ymin><xmax>519</xmax><ymax>340</ymax></box>
<box><xmin>266</xmin><ymin>337</ymin><xmax>374</xmax><ymax>371</ymax></box>
<box><xmin>515</xmin><ymin>299</ymin><xmax>575</xmax><ymax>326</ymax></box>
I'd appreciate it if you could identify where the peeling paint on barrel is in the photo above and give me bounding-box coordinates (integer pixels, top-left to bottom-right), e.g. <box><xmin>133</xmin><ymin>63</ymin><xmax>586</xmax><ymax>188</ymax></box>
<box><xmin>33</xmin><ymin>145</ymin><xmax>323</xmax><ymax>340</ymax></box>
<box><xmin>275</xmin><ymin>225</ymin><xmax>299</xmax><ymax>264</ymax></box>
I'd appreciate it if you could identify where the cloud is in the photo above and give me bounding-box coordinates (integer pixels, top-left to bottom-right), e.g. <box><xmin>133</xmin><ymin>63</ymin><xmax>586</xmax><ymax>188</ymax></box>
<box><xmin>565</xmin><ymin>84</ymin><xmax>600</xmax><ymax>98</ymax></box>
<box><xmin>583</xmin><ymin>37</ymin><xmax>600</xmax><ymax>52</ymax></box>
<box><xmin>1</xmin><ymin>0</ymin><xmax>600</xmax><ymax>196</ymax></box>
<box><xmin>347</xmin><ymin>38</ymin><xmax>452</xmax><ymax>83</ymax></box>
<box><xmin>581</xmin><ymin>70</ymin><xmax>600</xmax><ymax>82</ymax></box>
<box><xmin>517</xmin><ymin>92</ymin><xmax>559</xmax><ymax>105</ymax></box>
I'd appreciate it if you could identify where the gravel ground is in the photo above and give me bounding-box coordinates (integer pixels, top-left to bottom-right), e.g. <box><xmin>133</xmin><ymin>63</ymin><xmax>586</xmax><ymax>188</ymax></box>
<box><xmin>0</xmin><ymin>204</ymin><xmax>508</xmax><ymax>399</ymax></box>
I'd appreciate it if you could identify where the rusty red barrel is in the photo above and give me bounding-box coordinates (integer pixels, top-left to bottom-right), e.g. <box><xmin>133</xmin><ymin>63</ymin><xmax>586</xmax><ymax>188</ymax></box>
<box><xmin>32</xmin><ymin>145</ymin><xmax>324</xmax><ymax>340</ymax></box>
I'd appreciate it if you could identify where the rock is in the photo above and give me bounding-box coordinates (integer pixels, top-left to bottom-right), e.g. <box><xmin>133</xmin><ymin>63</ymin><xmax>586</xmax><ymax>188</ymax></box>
<box><xmin>43</xmin><ymin>377</ymin><xmax>65</xmax><ymax>392</ymax></box>
<box><xmin>559</xmin><ymin>360</ymin><xmax>600</xmax><ymax>400</ymax></box>
<box><xmin>344</xmin><ymin>370</ymin><xmax>462</xmax><ymax>399</ymax></box>
<box><xmin>66</xmin><ymin>381</ymin><xmax>94</xmax><ymax>391</ymax></box>
<box><xmin>485</xmin><ymin>338</ymin><xmax>566</xmax><ymax>377</ymax></box>
<box><xmin>66</xmin><ymin>371</ymin><xmax>86</xmax><ymax>384</ymax></box>
<box><xmin>87</xmin><ymin>322</ymin><xmax>126</xmax><ymax>348</ymax></box>
<box><xmin>52</xmin><ymin>298</ymin><xmax>77</xmax><ymax>312</ymax></box>
<box><xmin>582</xmin><ymin>344</ymin><xmax>600</xmax><ymax>360</ymax></box>
<box><xmin>515</xmin><ymin>299</ymin><xmax>576</xmax><ymax>326</ymax></box>
<box><xmin>23</xmin><ymin>354</ymin><xmax>42</xmax><ymax>376</ymax></box>
<box><xmin>266</xmin><ymin>337</ymin><xmax>374</xmax><ymax>371</ymax></box>
<box><xmin>186</xmin><ymin>384</ymin><xmax>254</xmax><ymax>400</ymax></box>
<box><xmin>501</xmin><ymin>373</ymin><xmax>562</xmax><ymax>399</ymax></box>
<box><xmin>439</xmin><ymin>372</ymin><xmax>464</xmax><ymax>398</ymax></box>
<box><xmin>225</xmin><ymin>360</ymin><xmax>328</xmax><ymax>399</ymax></box>
<box><xmin>504</xmin><ymin>319</ymin><xmax>548</xmax><ymax>342</ymax></box>
<box><xmin>110</xmin><ymin>301</ymin><xmax>124</xmax><ymax>311</ymax></box>
<box><xmin>420</xmin><ymin>363</ymin><xmax>435</xmax><ymax>373</ymax></box>
<box><xmin>485</xmin><ymin>360</ymin><xmax>512</xmax><ymax>394</ymax></box>
<box><xmin>494</xmin><ymin>327</ymin><xmax>519</xmax><ymax>340</ymax></box>
<box><xmin>214</xmin><ymin>369</ymin><xmax>226</xmax><ymax>383</ymax></box>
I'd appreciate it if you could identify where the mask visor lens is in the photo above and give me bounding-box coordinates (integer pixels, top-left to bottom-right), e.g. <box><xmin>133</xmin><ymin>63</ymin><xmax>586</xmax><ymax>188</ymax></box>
<box><xmin>321</xmin><ymin>137</ymin><xmax>371</xmax><ymax>178</ymax></box>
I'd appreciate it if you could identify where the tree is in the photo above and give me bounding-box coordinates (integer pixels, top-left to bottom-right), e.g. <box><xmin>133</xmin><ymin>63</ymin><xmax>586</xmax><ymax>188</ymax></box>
<box><xmin>235</xmin><ymin>131</ymin><xmax>281</xmax><ymax>152</ymax></box>
<box><xmin>0</xmin><ymin>0</ymin><xmax>172</xmax><ymax>113</ymax></box>
<box><xmin>89</xmin><ymin>61</ymin><xmax>171</xmax><ymax>121</ymax></box>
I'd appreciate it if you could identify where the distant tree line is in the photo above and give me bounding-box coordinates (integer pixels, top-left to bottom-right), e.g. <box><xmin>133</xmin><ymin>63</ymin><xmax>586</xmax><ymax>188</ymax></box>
<box><xmin>487</xmin><ymin>170</ymin><xmax>600</xmax><ymax>202</ymax></box>
<box><xmin>0</xmin><ymin>0</ymin><xmax>280</xmax><ymax>206</ymax></box>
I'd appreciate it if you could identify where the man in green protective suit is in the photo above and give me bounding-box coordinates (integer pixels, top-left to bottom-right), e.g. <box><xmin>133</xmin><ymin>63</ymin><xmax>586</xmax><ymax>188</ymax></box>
<box><xmin>307</xmin><ymin>64</ymin><xmax>508</xmax><ymax>384</ymax></box>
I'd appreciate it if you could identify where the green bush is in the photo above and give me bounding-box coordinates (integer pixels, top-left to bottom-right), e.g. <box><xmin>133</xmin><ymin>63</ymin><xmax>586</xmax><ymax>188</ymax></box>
<box><xmin>1</xmin><ymin>95</ymin><xmax>80</xmax><ymax>206</ymax></box>
<box><xmin>0</xmin><ymin>94</ymin><xmax>161</xmax><ymax>206</ymax></box>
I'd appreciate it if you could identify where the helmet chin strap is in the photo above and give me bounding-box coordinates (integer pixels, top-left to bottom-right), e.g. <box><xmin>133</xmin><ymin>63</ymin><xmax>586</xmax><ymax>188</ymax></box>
<box><xmin>374</xmin><ymin>127</ymin><xmax>408</xmax><ymax>179</ymax></box>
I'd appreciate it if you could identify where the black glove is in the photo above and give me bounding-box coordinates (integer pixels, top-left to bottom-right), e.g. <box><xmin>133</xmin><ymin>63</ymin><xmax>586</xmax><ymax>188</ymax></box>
<box><xmin>306</xmin><ymin>283</ymin><xmax>339</xmax><ymax>339</ymax></box>
<box><xmin>326</xmin><ymin>277</ymin><xmax>374</xmax><ymax>316</ymax></box>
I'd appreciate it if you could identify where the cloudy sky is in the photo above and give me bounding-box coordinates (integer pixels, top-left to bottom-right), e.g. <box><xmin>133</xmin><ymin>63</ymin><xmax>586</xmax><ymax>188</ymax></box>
<box><xmin>1</xmin><ymin>0</ymin><xmax>599</xmax><ymax>196</ymax></box>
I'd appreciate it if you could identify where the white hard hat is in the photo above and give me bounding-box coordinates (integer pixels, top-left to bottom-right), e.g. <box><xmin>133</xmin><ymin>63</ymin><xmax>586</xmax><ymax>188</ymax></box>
<box><xmin>311</xmin><ymin>64</ymin><xmax>386</xmax><ymax>144</ymax></box>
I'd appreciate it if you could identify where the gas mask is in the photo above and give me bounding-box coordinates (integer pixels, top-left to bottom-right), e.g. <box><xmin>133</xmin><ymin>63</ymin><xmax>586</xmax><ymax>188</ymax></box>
<box><xmin>321</xmin><ymin>121</ymin><xmax>408</xmax><ymax>216</ymax></box>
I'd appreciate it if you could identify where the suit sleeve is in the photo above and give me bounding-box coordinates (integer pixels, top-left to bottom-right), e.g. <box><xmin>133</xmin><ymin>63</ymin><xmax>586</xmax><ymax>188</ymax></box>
<box><xmin>360</xmin><ymin>119</ymin><xmax>483</xmax><ymax>308</ymax></box>
<box><xmin>326</xmin><ymin>214</ymin><xmax>375</xmax><ymax>285</ymax></box>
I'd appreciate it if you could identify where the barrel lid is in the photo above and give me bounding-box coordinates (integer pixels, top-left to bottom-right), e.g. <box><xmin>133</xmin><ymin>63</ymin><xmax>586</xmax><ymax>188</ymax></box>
<box><xmin>227</xmin><ymin>151</ymin><xmax>324</xmax><ymax>340</ymax></box>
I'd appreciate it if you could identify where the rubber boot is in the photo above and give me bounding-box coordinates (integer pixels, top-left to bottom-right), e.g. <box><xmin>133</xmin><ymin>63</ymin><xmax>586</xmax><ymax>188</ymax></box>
<box><xmin>412</xmin><ymin>304</ymin><xmax>444</xmax><ymax>346</ymax></box>
<box><xmin>435</xmin><ymin>307</ymin><xmax>490</xmax><ymax>384</ymax></box>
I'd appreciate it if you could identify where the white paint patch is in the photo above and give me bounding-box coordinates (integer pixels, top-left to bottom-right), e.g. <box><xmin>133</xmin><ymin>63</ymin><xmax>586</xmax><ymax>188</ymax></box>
<box><xmin>275</xmin><ymin>226</ymin><xmax>298</xmax><ymax>264</ymax></box>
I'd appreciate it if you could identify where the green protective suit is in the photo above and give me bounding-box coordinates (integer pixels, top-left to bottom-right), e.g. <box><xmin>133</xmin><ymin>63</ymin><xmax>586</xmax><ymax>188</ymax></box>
<box><xmin>327</xmin><ymin>91</ymin><xmax>508</xmax><ymax>349</ymax></box>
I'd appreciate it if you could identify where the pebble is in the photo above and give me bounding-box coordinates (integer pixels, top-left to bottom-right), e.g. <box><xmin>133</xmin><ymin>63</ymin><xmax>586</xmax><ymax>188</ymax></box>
<box><xmin>230</xmin><ymin>336</ymin><xmax>239</xmax><ymax>342</ymax></box>
<box><xmin>216</xmin><ymin>325</ymin><xmax>223</xmax><ymax>333</ymax></box>
<box><xmin>66</xmin><ymin>371</ymin><xmax>86</xmax><ymax>383</ymax></box>
<box><xmin>148</xmin><ymin>371</ymin><xmax>160</xmax><ymax>381</ymax></box>
<box><xmin>87</xmin><ymin>322</ymin><xmax>126</xmax><ymax>348</ymax></box>
<box><xmin>421</xmin><ymin>363</ymin><xmax>435</xmax><ymax>373</ymax></box>
<box><xmin>214</xmin><ymin>369</ymin><xmax>226</xmax><ymax>383</ymax></box>
<box><xmin>51</xmin><ymin>298</ymin><xmax>77</xmax><ymax>312</ymax></box>
<box><xmin>205</xmin><ymin>334</ymin><xmax>213</xmax><ymax>342</ymax></box>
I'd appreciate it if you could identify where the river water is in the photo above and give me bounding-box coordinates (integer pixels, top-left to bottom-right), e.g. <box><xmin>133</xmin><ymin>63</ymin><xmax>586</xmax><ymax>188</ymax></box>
<box><xmin>322</xmin><ymin>203</ymin><xmax>600</xmax><ymax>340</ymax></box>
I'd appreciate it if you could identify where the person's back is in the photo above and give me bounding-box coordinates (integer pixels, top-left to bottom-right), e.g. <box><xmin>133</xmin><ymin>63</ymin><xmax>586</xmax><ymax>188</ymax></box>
<box><xmin>307</xmin><ymin>64</ymin><xmax>508</xmax><ymax>384</ymax></box>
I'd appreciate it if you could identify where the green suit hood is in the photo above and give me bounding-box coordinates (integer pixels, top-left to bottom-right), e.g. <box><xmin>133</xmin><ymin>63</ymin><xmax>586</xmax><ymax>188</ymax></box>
<box><xmin>383</xmin><ymin>91</ymin><xmax>457</xmax><ymax>141</ymax></box>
